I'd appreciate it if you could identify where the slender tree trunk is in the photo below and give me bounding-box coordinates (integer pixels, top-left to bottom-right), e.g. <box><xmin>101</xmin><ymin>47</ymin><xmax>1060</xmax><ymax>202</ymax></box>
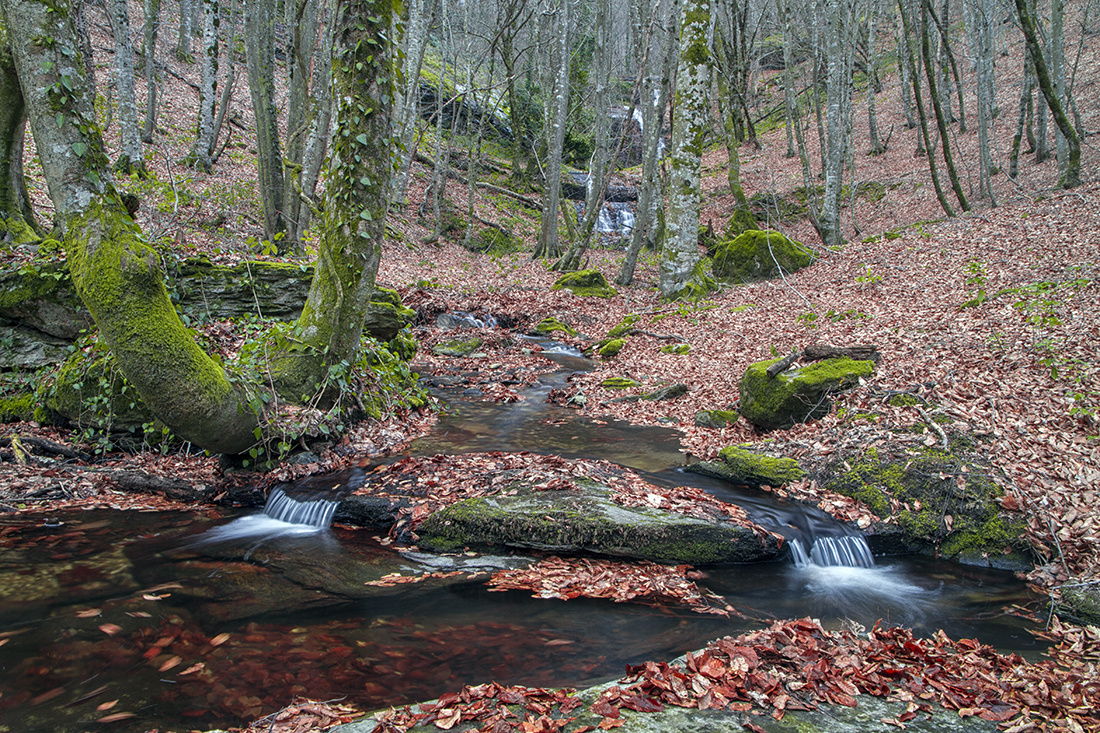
<box><xmin>966</xmin><ymin>0</ymin><xmax>997</xmax><ymax>201</ymax></box>
<box><xmin>533</xmin><ymin>0</ymin><xmax>571</xmax><ymax>259</ymax></box>
<box><xmin>177</xmin><ymin>0</ymin><xmax>194</xmax><ymax>60</ymax></box>
<box><xmin>659</xmin><ymin>0</ymin><xmax>712</xmax><ymax>300</ymax></box>
<box><xmin>556</xmin><ymin>0</ymin><xmax>611</xmax><ymax>271</ymax></box>
<box><xmin>1015</xmin><ymin>0</ymin><xmax>1080</xmax><ymax>186</ymax></box>
<box><xmin>896</xmin><ymin>25</ymin><xmax>917</xmax><ymax>129</ymax></box>
<box><xmin>866</xmin><ymin>0</ymin><xmax>887</xmax><ymax>155</ymax></box>
<box><xmin>814</xmin><ymin>0</ymin><xmax>853</xmax><ymax>249</ymax></box>
<box><xmin>209</xmin><ymin>0</ymin><xmax>238</xmax><ymax>161</ymax></box>
<box><xmin>1009</xmin><ymin>57</ymin><xmax>1034</xmax><ymax>178</ymax></box>
<box><xmin>777</xmin><ymin>0</ymin><xmax>800</xmax><ymax>156</ymax></box>
<box><xmin>392</xmin><ymin>0</ymin><xmax>434</xmax><ymax>207</ymax></box>
<box><xmin>0</xmin><ymin>44</ymin><xmax>38</xmax><ymax>243</ymax></box>
<box><xmin>245</xmin><ymin>0</ymin><xmax>286</xmax><ymax>243</ymax></box>
<box><xmin>269</xmin><ymin>0</ymin><xmax>396</xmax><ymax>400</ymax></box>
<box><xmin>110</xmin><ymin>0</ymin><xmax>147</xmax><ymax>175</ymax></box>
<box><xmin>142</xmin><ymin>0</ymin><xmax>161</xmax><ymax>143</ymax></box>
<box><xmin>184</xmin><ymin>0</ymin><xmax>218</xmax><ymax>171</ymax></box>
<box><xmin>919</xmin><ymin>0</ymin><xmax>968</xmax><ymax>211</ymax></box>
<box><xmin>2</xmin><ymin>0</ymin><xmax>258</xmax><ymax>454</ymax></box>
<box><xmin>899</xmin><ymin>0</ymin><xmax>953</xmax><ymax>216</ymax></box>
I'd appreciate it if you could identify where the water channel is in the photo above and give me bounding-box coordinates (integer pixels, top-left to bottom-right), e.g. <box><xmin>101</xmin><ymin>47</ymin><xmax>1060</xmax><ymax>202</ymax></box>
<box><xmin>0</xmin><ymin>347</ymin><xmax>1044</xmax><ymax>732</ymax></box>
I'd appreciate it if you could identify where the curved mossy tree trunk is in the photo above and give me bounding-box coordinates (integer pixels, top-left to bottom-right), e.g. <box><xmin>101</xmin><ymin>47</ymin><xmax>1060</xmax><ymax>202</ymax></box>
<box><xmin>1</xmin><ymin>0</ymin><xmax>258</xmax><ymax>454</ymax></box>
<box><xmin>267</xmin><ymin>0</ymin><xmax>394</xmax><ymax>402</ymax></box>
<box><xmin>0</xmin><ymin>34</ymin><xmax>38</xmax><ymax>244</ymax></box>
<box><xmin>659</xmin><ymin>0</ymin><xmax>712</xmax><ymax>300</ymax></box>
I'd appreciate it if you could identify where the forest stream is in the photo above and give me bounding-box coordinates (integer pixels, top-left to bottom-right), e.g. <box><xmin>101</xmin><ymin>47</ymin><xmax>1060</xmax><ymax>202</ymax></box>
<box><xmin>0</xmin><ymin>347</ymin><xmax>1045</xmax><ymax>733</ymax></box>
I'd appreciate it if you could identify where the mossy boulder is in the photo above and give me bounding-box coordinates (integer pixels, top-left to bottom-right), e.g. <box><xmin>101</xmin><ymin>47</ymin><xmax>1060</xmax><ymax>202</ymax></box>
<box><xmin>1060</xmin><ymin>583</ymin><xmax>1100</xmax><ymax>626</ymax></box>
<box><xmin>597</xmin><ymin>338</ymin><xmax>625</xmax><ymax>358</ymax></box>
<box><xmin>739</xmin><ymin>357</ymin><xmax>874</xmax><ymax>431</ymax></box>
<box><xmin>690</xmin><ymin>445</ymin><xmax>805</xmax><ymax>487</ymax></box>
<box><xmin>533</xmin><ymin>317</ymin><xmax>577</xmax><ymax>337</ymax></box>
<box><xmin>552</xmin><ymin>269</ymin><xmax>617</xmax><ymax>298</ymax></box>
<box><xmin>432</xmin><ymin>338</ymin><xmax>483</xmax><ymax>357</ymax></box>
<box><xmin>821</xmin><ymin>445</ymin><xmax>1033</xmax><ymax>568</ymax></box>
<box><xmin>711</xmin><ymin>230</ymin><xmax>814</xmax><ymax>282</ymax></box>
<box><xmin>417</xmin><ymin>483</ymin><xmax>781</xmax><ymax>564</ymax></box>
<box><xmin>660</xmin><ymin>343</ymin><xmax>690</xmax><ymax>355</ymax></box>
<box><xmin>464</xmin><ymin>227</ymin><xmax>523</xmax><ymax>255</ymax></box>
<box><xmin>693</xmin><ymin>409</ymin><xmax>738</xmax><ymax>428</ymax></box>
<box><xmin>607</xmin><ymin>313</ymin><xmax>640</xmax><ymax>339</ymax></box>
<box><xmin>0</xmin><ymin>391</ymin><xmax>36</xmax><ymax>423</ymax></box>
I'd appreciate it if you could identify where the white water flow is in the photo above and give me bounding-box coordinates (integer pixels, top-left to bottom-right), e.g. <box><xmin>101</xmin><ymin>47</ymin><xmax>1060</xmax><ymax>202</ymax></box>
<box><xmin>181</xmin><ymin>488</ymin><xmax>339</xmax><ymax>554</ymax></box>
<box><xmin>263</xmin><ymin>488</ymin><xmax>341</xmax><ymax>528</ymax></box>
<box><xmin>788</xmin><ymin>534</ymin><xmax>875</xmax><ymax>569</ymax></box>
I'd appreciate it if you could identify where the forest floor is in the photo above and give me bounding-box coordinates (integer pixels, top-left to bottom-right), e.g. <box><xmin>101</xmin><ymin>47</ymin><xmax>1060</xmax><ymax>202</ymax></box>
<box><xmin>2</xmin><ymin>4</ymin><xmax>1100</xmax><ymax>732</ymax></box>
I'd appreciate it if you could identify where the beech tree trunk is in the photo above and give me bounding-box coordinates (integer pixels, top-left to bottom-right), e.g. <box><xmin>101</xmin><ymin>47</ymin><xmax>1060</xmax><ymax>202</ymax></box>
<box><xmin>1</xmin><ymin>0</ymin><xmax>258</xmax><ymax>454</ymax></box>
<box><xmin>392</xmin><ymin>0</ymin><xmax>434</xmax><ymax>206</ymax></box>
<box><xmin>533</xmin><ymin>0</ymin><xmax>571</xmax><ymax>260</ymax></box>
<box><xmin>184</xmin><ymin>0</ymin><xmax>219</xmax><ymax>171</ymax></box>
<box><xmin>919</xmin><ymin>0</ymin><xmax>968</xmax><ymax>212</ymax></box>
<box><xmin>659</xmin><ymin>0</ymin><xmax>712</xmax><ymax>300</ymax></box>
<box><xmin>245</xmin><ymin>0</ymin><xmax>286</xmax><ymax>244</ymax></box>
<box><xmin>142</xmin><ymin>0</ymin><xmax>161</xmax><ymax>143</ymax></box>
<box><xmin>110</xmin><ymin>0</ymin><xmax>147</xmax><ymax>175</ymax></box>
<box><xmin>0</xmin><ymin>39</ymin><xmax>37</xmax><ymax>244</ymax></box>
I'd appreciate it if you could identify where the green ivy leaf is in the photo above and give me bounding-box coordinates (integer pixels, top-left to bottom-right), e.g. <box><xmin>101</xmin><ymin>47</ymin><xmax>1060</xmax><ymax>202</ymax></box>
<box><xmin>359</xmin><ymin>210</ymin><xmax>373</xmax><ymax>221</ymax></box>
<box><xmin>71</xmin><ymin>142</ymin><xmax>86</xmax><ymax>157</ymax></box>
<box><xmin>355</xmin><ymin>133</ymin><xmax>369</xmax><ymax>145</ymax></box>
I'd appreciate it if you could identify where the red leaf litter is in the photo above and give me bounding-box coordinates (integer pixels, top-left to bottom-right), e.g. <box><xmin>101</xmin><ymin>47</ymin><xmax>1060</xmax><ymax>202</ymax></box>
<box><xmin>487</xmin><ymin>556</ymin><xmax>738</xmax><ymax>617</ymax></box>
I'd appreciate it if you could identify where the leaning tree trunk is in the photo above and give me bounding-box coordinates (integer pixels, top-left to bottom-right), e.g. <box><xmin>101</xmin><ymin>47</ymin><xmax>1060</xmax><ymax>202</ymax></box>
<box><xmin>1</xmin><ymin>0</ymin><xmax>258</xmax><ymax>454</ymax></box>
<box><xmin>268</xmin><ymin>0</ymin><xmax>395</xmax><ymax>401</ymax></box>
<box><xmin>109</xmin><ymin>0</ymin><xmax>147</xmax><ymax>175</ymax></box>
<box><xmin>659</xmin><ymin>0</ymin><xmax>712</xmax><ymax>300</ymax></box>
<box><xmin>919</xmin><ymin>0</ymin><xmax>969</xmax><ymax>212</ymax></box>
<box><xmin>245</xmin><ymin>0</ymin><xmax>286</xmax><ymax>244</ymax></box>
<box><xmin>0</xmin><ymin>40</ymin><xmax>38</xmax><ymax>244</ymax></box>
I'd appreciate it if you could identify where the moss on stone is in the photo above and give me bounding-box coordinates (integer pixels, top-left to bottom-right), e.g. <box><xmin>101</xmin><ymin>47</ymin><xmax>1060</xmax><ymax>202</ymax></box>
<box><xmin>552</xmin><ymin>269</ymin><xmax>617</xmax><ymax>298</ymax></box>
<box><xmin>432</xmin><ymin>338</ymin><xmax>482</xmax><ymax>357</ymax></box>
<box><xmin>823</xmin><ymin>446</ymin><xmax>1032</xmax><ymax>567</ymax></box>
<box><xmin>466</xmin><ymin>227</ymin><xmax>523</xmax><ymax>255</ymax></box>
<box><xmin>607</xmin><ymin>313</ymin><xmax>639</xmax><ymax>339</ymax></box>
<box><xmin>711</xmin><ymin>230</ymin><xmax>814</xmax><ymax>282</ymax></box>
<box><xmin>717</xmin><ymin>444</ymin><xmax>804</xmax><ymax>485</ymax></box>
<box><xmin>0</xmin><ymin>391</ymin><xmax>35</xmax><ymax>423</ymax></box>
<box><xmin>602</xmin><ymin>377</ymin><xmax>640</xmax><ymax>389</ymax></box>
<box><xmin>660</xmin><ymin>343</ymin><xmax>690</xmax><ymax>355</ymax></box>
<box><xmin>693</xmin><ymin>409</ymin><xmax>738</xmax><ymax>428</ymax></box>
<box><xmin>1060</xmin><ymin>584</ymin><xmax>1100</xmax><ymax>626</ymax></box>
<box><xmin>40</xmin><ymin>350</ymin><xmax>155</xmax><ymax>432</ymax></box>
<box><xmin>597</xmin><ymin>338</ymin><xmax>625</xmax><ymax>358</ymax></box>
<box><xmin>888</xmin><ymin>393</ymin><xmax>921</xmax><ymax>407</ymax></box>
<box><xmin>739</xmin><ymin>357</ymin><xmax>874</xmax><ymax>431</ymax></box>
<box><xmin>724</xmin><ymin>207</ymin><xmax>759</xmax><ymax>239</ymax></box>
<box><xmin>533</xmin><ymin>317</ymin><xmax>577</xmax><ymax>337</ymax></box>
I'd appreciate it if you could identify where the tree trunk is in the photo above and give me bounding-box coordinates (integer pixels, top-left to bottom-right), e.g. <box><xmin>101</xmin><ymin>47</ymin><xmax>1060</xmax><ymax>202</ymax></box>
<box><xmin>177</xmin><ymin>0</ymin><xmax>194</xmax><ymax>60</ymax></box>
<box><xmin>555</xmin><ymin>0</ymin><xmax>611</xmax><ymax>271</ymax></box>
<box><xmin>866</xmin><ymin>0</ymin><xmax>887</xmax><ymax>155</ymax></box>
<box><xmin>1009</xmin><ymin>57</ymin><xmax>1034</xmax><ymax>178</ymax></box>
<box><xmin>966</xmin><ymin>0</ymin><xmax>997</xmax><ymax>201</ymax></box>
<box><xmin>0</xmin><ymin>42</ymin><xmax>38</xmax><ymax>243</ymax></box>
<box><xmin>245</xmin><ymin>0</ymin><xmax>286</xmax><ymax>244</ymax></box>
<box><xmin>919</xmin><ymin>0</ymin><xmax>968</xmax><ymax>211</ymax></box>
<box><xmin>533</xmin><ymin>0</ymin><xmax>571</xmax><ymax>260</ymax></box>
<box><xmin>110</xmin><ymin>0</ymin><xmax>147</xmax><ymax>175</ymax></box>
<box><xmin>268</xmin><ymin>0</ymin><xmax>395</xmax><ymax>401</ymax></box>
<box><xmin>1016</xmin><ymin>0</ymin><xmax>1080</xmax><ymax>186</ymax></box>
<box><xmin>142</xmin><ymin>0</ymin><xmax>161</xmax><ymax>144</ymax></box>
<box><xmin>184</xmin><ymin>0</ymin><xmax>218</xmax><ymax>171</ymax></box>
<box><xmin>392</xmin><ymin>0</ymin><xmax>434</xmax><ymax>207</ymax></box>
<box><xmin>659</xmin><ymin>0</ymin><xmax>712</xmax><ymax>300</ymax></box>
<box><xmin>1</xmin><ymin>0</ymin><xmax>258</xmax><ymax>454</ymax></box>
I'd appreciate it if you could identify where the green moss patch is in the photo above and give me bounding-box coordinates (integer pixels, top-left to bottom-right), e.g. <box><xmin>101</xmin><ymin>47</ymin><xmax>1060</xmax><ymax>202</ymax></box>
<box><xmin>693</xmin><ymin>409</ymin><xmax>738</xmax><ymax>428</ymax></box>
<box><xmin>602</xmin><ymin>377</ymin><xmax>640</xmax><ymax>390</ymax></box>
<box><xmin>689</xmin><ymin>444</ymin><xmax>804</xmax><ymax>487</ymax></box>
<box><xmin>432</xmin><ymin>338</ymin><xmax>483</xmax><ymax>357</ymax></box>
<box><xmin>0</xmin><ymin>392</ymin><xmax>36</xmax><ymax>423</ymax></box>
<box><xmin>533</xmin><ymin>317</ymin><xmax>577</xmax><ymax>337</ymax></box>
<box><xmin>597</xmin><ymin>338</ymin><xmax>625</xmax><ymax>358</ymax></box>
<box><xmin>660</xmin><ymin>343</ymin><xmax>691</xmax><ymax>355</ymax></box>
<box><xmin>821</xmin><ymin>445</ymin><xmax>1033</xmax><ymax>568</ymax></box>
<box><xmin>552</xmin><ymin>269</ymin><xmax>616</xmax><ymax>298</ymax></box>
<box><xmin>711</xmin><ymin>230</ymin><xmax>814</xmax><ymax>282</ymax></box>
<box><xmin>607</xmin><ymin>313</ymin><xmax>640</xmax><ymax>339</ymax></box>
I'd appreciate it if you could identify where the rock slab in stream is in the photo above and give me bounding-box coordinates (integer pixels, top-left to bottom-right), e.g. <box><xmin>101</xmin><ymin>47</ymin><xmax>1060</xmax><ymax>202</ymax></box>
<box><xmin>416</xmin><ymin>484</ymin><xmax>780</xmax><ymax>564</ymax></box>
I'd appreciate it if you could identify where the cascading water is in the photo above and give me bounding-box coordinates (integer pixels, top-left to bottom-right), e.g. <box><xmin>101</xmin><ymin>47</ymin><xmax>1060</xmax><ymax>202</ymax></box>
<box><xmin>262</xmin><ymin>487</ymin><xmax>340</xmax><ymax>528</ymax></box>
<box><xmin>788</xmin><ymin>534</ymin><xmax>875</xmax><ymax>569</ymax></box>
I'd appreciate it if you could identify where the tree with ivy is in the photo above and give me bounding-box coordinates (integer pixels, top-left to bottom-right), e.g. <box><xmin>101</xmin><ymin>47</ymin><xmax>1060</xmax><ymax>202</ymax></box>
<box><xmin>0</xmin><ymin>0</ymin><xmax>397</xmax><ymax>455</ymax></box>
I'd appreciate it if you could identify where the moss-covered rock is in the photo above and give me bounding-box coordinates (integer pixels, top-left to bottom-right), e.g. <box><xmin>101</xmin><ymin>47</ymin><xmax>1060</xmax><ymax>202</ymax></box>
<box><xmin>607</xmin><ymin>313</ymin><xmax>640</xmax><ymax>339</ymax></box>
<box><xmin>666</xmin><ymin>259</ymin><xmax>719</xmax><ymax>302</ymax></box>
<box><xmin>602</xmin><ymin>377</ymin><xmax>640</xmax><ymax>389</ymax></box>
<box><xmin>821</xmin><ymin>445</ymin><xmax>1033</xmax><ymax>567</ymax></box>
<box><xmin>552</xmin><ymin>269</ymin><xmax>617</xmax><ymax>298</ymax></box>
<box><xmin>660</xmin><ymin>343</ymin><xmax>690</xmax><ymax>355</ymax></box>
<box><xmin>597</xmin><ymin>338</ymin><xmax>625</xmax><ymax>358</ymax></box>
<box><xmin>464</xmin><ymin>227</ymin><xmax>523</xmax><ymax>255</ymax></box>
<box><xmin>41</xmin><ymin>351</ymin><xmax>156</xmax><ymax>433</ymax></box>
<box><xmin>0</xmin><ymin>391</ymin><xmax>35</xmax><ymax>423</ymax></box>
<box><xmin>416</xmin><ymin>482</ymin><xmax>781</xmax><ymax>564</ymax></box>
<box><xmin>693</xmin><ymin>409</ymin><xmax>738</xmax><ymax>428</ymax></box>
<box><xmin>1060</xmin><ymin>583</ymin><xmax>1100</xmax><ymax>626</ymax></box>
<box><xmin>432</xmin><ymin>338</ymin><xmax>483</xmax><ymax>357</ymax></box>
<box><xmin>739</xmin><ymin>357</ymin><xmax>874</xmax><ymax>431</ymax></box>
<box><xmin>690</xmin><ymin>444</ymin><xmax>804</xmax><ymax>486</ymax></box>
<box><xmin>711</xmin><ymin>230</ymin><xmax>814</xmax><ymax>282</ymax></box>
<box><xmin>532</xmin><ymin>317</ymin><xmax>577</xmax><ymax>337</ymax></box>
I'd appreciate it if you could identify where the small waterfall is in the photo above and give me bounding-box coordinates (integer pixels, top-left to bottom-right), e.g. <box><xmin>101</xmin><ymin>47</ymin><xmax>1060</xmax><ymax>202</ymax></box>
<box><xmin>789</xmin><ymin>535</ymin><xmax>875</xmax><ymax>569</ymax></box>
<box><xmin>436</xmin><ymin>312</ymin><xmax>498</xmax><ymax>330</ymax></box>
<box><xmin>263</xmin><ymin>487</ymin><xmax>340</xmax><ymax>529</ymax></box>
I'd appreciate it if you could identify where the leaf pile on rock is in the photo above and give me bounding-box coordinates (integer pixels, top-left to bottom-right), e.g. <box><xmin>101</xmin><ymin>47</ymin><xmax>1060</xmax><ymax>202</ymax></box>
<box><xmin>487</xmin><ymin>556</ymin><xmax>737</xmax><ymax>617</ymax></box>
<box><xmin>246</xmin><ymin>698</ymin><xmax>364</xmax><ymax>732</ymax></box>
<box><xmin>604</xmin><ymin>616</ymin><xmax>1100</xmax><ymax>731</ymax></box>
<box><xmin>372</xmin><ymin>683</ymin><xmax>586</xmax><ymax>733</ymax></box>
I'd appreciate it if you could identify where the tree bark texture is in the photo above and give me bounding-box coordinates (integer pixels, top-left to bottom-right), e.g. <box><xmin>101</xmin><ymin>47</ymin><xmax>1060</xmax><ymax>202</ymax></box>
<box><xmin>534</xmin><ymin>0</ymin><xmax>571</xmax><ymax>260</ymax></box>
<box><xmin>0</xmin><ymin>39</ymin><xmax>37</xmax><ymax>243</ymax></box>
<box><xmin>245</xmin><ymin>0</ymin><xmax>286</xmax><ymax>243</ymax></box>
<box><xmin>185</xmin><ymin>0</ymin><xmax>218</xmax><ymax>171</ymax></box>
<box><xmin>659</xmin><ymin>0</ymin><xmax>711</xmax><ymax>299</ymax></box>
<box><xmin>109</xmin><ymin>0</ymin><xmax>146</xmax><ymax>175</ymax></box>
